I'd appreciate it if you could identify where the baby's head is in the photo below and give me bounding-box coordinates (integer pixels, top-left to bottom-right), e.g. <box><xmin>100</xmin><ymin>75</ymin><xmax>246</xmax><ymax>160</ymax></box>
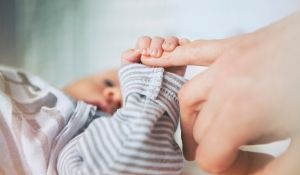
<box><xmin>64</xmin><ymin>69</ymin><xmax>121</xmax><ymax>115</ymax></box>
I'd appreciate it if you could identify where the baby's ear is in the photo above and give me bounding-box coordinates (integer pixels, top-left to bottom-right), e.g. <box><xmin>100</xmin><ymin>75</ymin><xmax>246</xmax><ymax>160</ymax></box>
<box><xmin>121</xmin><ymin>49</ymin><xmax>141</xmax><ymax>65</ymax></box>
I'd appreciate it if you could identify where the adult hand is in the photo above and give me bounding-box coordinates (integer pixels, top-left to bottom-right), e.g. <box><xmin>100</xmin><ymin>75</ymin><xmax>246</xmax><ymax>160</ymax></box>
<box><xmin>142</xmin><ymin>12</ymin><xmax>300</xmax><ymax>175</ymax></box>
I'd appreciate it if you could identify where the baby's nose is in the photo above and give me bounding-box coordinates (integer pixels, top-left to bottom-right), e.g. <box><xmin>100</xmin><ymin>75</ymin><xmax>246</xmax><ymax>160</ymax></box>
<box><xmin>103</xmin><ymin>87</ymin><xmax>122</xmax><ymax>108</ymax></box>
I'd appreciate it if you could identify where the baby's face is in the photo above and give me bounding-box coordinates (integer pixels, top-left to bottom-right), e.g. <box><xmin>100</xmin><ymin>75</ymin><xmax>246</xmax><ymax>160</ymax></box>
<box><xmin>64</xmin><ymin>69</ymin><xmax>121</xmax><ymax>115</ymax></box>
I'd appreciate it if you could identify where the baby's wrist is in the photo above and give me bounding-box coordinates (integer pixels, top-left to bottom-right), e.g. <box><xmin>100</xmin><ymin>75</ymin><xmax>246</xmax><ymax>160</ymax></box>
<box><xmin>119</xmin><ymin>64</ymin><xmax>187</xmax><ymax>104</ymax></box>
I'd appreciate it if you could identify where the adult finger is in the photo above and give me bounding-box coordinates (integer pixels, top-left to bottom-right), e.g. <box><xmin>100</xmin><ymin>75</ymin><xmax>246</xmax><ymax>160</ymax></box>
<box><xmin>195</xmin><ymin>98</ymin><xmax>266</xmax><ymax>174</ymax></box>
<box><xmin>222</xmin><ymin>139</ymin><xmax>297</xmax><ymax>175</ymax></box>
<box><xmin>142</xmin><ymin>37</ymin><xmax>238</xmax><ymax>67</ymax></box>
<box><xmin>218</xmin><ymin>151</ymin><xmax>274</xmax><ymax>175</ymax></box>
<box><xmin>193</xmin><ymin>89</ymin><xmax>223</xmax><ymax>144</ymax></box>
<box><xmin>179</xmin><ymin>70</ymin><xmax>214</xmax><ymax>160</ymax></box>
<box><xmin>149</xmin><ymin>36</ymin><xmax>164</xmax><ymax>58</ymax></box>
<box><xmin>191</xmin><ymin>62</ymin><xmax>234</xmax><ymax>143</ymax></box>
<box><xmin>136</xmin><ymin>36</ymin><xmax>152</xmax><ymax>56</ymax></box>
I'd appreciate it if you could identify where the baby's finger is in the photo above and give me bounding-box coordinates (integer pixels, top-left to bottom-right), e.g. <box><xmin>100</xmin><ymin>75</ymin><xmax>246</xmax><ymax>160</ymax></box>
<box><xmin>136</xmin><ymin>36</ymin><xmax>152</xmax><ymax>56</ymax></box>
<box><xmin>149</xmin><ymin>37</ymin><xmax>164</xmax><ymax>58</ymax></box>
<box><xmin>121</xmin><ymin>49</ymin><xmax>141</xmax><ymax>65</ymax></box>
<box><xmin>162</xmin><ymin>36</ymin><xmax>179</xmax><ymax>52</ymax></box>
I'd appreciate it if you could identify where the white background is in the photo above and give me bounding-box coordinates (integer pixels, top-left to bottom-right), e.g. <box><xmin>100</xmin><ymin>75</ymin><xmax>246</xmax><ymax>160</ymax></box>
<box><xmin>14</xmin><ymin>0</ymin><xmax>300</xmax><ymax>86</ymax></box>
<box><xmin>3</xmin><ymin>0</ymin><xmax>300</xmax><ymax>174</ymax></box>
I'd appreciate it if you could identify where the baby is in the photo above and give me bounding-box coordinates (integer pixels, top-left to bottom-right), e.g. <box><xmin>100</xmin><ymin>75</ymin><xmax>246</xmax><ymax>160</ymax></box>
<box><xmin>59</xmin><ymin>36</ymin><xmax>187</xmax><ymax>175</ymax></box>
<box><xmin>63</xmin><ymin>36</ymin><xmax>185</xmax><ymax>115</ymax></box>
<box><xmin>0</xmin><ymin>36</ymin><xmax>186</xmax><ymax>175</ymax></box>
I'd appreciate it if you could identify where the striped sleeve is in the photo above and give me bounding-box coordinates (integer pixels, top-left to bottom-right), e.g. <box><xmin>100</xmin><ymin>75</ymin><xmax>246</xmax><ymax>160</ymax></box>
<box><xmin>57</xmin><ymin>64</ymin><xmax>187</xmax><ymax>175</ymax></box>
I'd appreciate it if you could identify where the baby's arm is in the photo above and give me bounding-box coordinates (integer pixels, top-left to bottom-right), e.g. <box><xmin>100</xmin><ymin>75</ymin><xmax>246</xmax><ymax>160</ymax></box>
<box><xmin>57</xmin><ymin>65</ymin><xmax>186</xmax><ymax>175</ymax></box>
<box><xmin>57</xmin><ymin>45</ymin><xmax>187</xmax><ymax>175</ymax></box>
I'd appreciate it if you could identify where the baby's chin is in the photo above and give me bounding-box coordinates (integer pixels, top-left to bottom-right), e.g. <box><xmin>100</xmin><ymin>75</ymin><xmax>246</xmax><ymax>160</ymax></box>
<box><xmin>106</xmin><ymin>105</ymin><xmax>122</xmax><ymax>115</ymax></box>
<box><xmin>85</xmin><ymin>100</ymin><xmax>121</xmax><ymax>115</ymax></box>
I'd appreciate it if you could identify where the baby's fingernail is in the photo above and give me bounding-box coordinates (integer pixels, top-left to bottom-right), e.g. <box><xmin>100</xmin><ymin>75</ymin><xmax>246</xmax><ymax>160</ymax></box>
<box><xmin>136</xmin><ymin>48</ymin><xmax>141</xmax><ymax>53</ymax></box>
<box><xmin>163</xmin><ymin>42</ymin><xmax>170</xmax><ymax>48</ymax></box>
<box><xmin>146</xmin><ymin>48</ymin><xmax>151</xmax><ymax>55</ymax></box>
<box><xmin>142</xmin><ymin>48</ymin><xmax>147</xmax><ymax>55</ymax></box>
<box><xmin>151</xmin><ymin>49</ymin><xmax>158</xmax><ymax>56</ymax></box>
<box><xmin>169</xmin><ymin>43</ymin><xmax>175</xmax><ymax>48</ymax></box>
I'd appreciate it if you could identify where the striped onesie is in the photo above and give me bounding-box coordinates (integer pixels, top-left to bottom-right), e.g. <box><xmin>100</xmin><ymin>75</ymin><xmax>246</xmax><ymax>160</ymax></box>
<box><xmin>0</xmin><ymin>64</ymin><xmax>186</xmax><ymax>175</ymax></box>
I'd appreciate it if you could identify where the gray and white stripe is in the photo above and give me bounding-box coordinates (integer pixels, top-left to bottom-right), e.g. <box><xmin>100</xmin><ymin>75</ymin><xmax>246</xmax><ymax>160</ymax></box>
<box><xmin>57</xmin><ymin>64</ymin><xmax>187</xmax><ymax>175</ymax></box>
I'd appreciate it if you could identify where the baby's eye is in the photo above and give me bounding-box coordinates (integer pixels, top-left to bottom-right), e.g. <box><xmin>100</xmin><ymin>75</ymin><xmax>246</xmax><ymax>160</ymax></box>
<box><xmin>104</xmin><ymin>79</ymin><xmax>114</xmax><ymax>87</ymax></box>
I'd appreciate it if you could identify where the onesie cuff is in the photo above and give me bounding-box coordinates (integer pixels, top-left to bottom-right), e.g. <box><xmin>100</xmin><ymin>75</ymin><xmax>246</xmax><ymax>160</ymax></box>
<box><xmin>119</xmin><ymin>64</ymin><xmax>187</xmax><ymax>115</ymax></box>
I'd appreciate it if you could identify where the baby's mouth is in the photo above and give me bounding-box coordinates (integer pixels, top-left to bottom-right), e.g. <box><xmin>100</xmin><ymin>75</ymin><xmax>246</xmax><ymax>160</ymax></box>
<box><xmin>86</xmin><ymin>100</ymin><xmax>122</xmax><ymax>115</ymax></box>
<box><xmin>86</xmin><ymin>100</ymin><xmax>109</xmax><ymax>112</ymax></box>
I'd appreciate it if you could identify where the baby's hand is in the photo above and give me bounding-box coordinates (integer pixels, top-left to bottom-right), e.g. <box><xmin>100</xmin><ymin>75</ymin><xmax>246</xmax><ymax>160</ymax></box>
<box><xmin>122</xmin><ymin>36</ymin><xmax>188</xmax><ymax>76</ymax></box>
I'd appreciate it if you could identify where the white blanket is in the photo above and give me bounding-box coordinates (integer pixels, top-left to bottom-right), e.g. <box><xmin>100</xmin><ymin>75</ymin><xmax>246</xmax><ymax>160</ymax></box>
<box><xmin>0</xmin><ymin>65</ymin><xmax>96</xmax><ymax>175</ymax></box>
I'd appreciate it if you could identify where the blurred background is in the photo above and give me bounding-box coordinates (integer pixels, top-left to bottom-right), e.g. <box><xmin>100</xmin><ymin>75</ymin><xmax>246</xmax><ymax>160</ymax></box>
<box><xmin>1</xmin><ymin>0</ymin><xmax>299</xmax><ymax>174</ymax></box>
